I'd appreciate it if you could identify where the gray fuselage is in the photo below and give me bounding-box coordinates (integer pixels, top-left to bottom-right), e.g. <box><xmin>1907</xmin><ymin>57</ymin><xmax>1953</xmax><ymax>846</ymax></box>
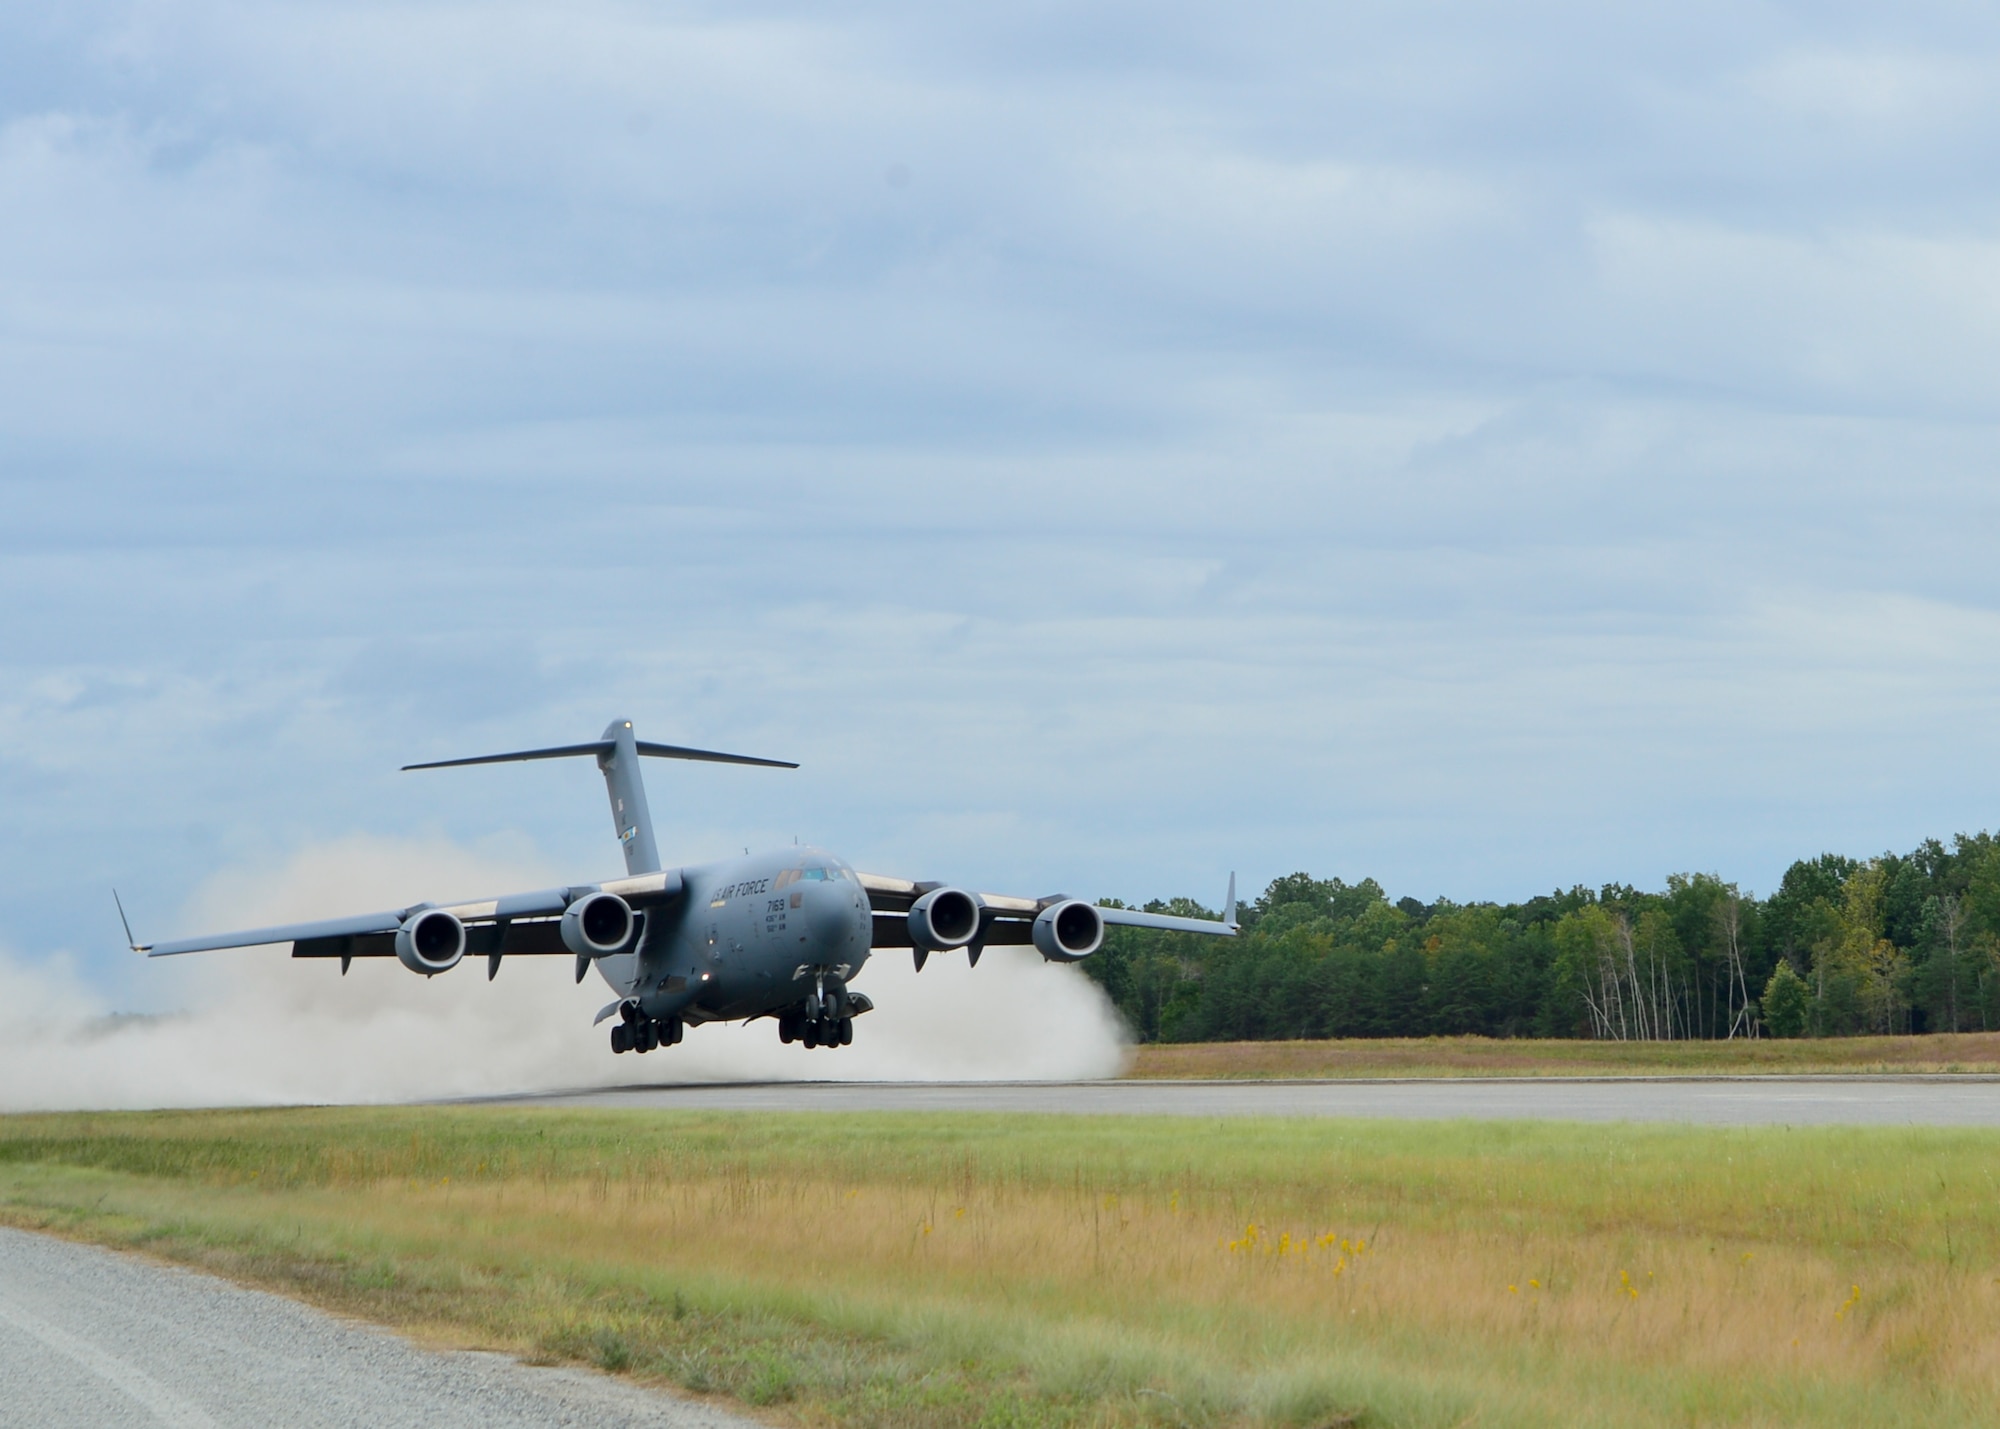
<box><xmin>600</xmin><ymin>847</ymin><xmax>873</xmax><ymax>1024</ymax></box>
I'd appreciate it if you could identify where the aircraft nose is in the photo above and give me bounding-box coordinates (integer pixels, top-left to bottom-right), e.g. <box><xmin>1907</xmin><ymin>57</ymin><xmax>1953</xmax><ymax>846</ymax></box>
<box><xmin>803</xmin><ymin>882</ymin><xmax>861</xmax><ymax>946</ymax></box>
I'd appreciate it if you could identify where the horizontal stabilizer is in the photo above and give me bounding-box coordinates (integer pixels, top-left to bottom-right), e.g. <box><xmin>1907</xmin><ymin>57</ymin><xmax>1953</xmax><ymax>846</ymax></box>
<box><xmin>403</xmin><ymin>739</ymin><xmax>796</xmax><ymax>772</ymax></box>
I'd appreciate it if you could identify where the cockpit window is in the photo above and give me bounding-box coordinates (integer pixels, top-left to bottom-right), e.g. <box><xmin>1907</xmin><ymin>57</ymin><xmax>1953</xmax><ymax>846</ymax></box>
<box><xmin>777</xmin><ymin>864</ymin><xmax>851</xmax><ymax>886</ymax></box>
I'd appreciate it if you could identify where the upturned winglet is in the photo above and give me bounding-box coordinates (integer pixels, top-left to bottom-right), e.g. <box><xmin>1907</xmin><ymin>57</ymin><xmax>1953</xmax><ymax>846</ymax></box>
<box><xmin>114</xmin><ymin>889</ymin><xmax>149</xmax><ymax>954</ymax></box>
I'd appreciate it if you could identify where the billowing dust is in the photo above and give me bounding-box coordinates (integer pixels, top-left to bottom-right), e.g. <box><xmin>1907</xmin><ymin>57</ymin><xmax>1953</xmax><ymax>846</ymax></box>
<box><xmin>0</xmin><ymin>837</ymin><xmax>1131</xmax><ymax>1110</ymax></box>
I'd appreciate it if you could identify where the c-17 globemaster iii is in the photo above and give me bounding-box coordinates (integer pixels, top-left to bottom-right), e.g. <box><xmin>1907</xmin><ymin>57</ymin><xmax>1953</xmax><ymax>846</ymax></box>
<box><xmin>124</xmin><ymin>720</ymin><xmax>1236</xmax><ymax>1054</ymax></box>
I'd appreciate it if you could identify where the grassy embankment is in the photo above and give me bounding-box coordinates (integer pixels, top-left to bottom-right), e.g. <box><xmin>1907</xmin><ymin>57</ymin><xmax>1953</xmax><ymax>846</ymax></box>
<box><xmin>1125</xmin><ymin>1031</ymin><xmax>2000</xmax><ymax>1079</ymax></box>
<box><xmin>4</xmin><ymin>1108</ymin><xmax>1999</xmax><ymax>1427</ymax></box>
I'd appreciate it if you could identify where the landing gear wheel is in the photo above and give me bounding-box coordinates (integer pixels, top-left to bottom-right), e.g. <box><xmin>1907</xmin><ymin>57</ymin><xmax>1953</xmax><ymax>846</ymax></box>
<box><xmin>611</xmin><ymin>1024</ymin><xmax>631</xmax><ymax>1054</ymax></box>
<box><xmin>779</xmin><ymin>1019</ymin><xmax>793</xmax><ymax>1044</ymax></box>
<box><xmin>802</xmin><ymin>1019</ymin><xmax>819</xmax><ymax>1049</ymax></box>
<box><xmin>639</xmin><ymin>1020</ymin><xmax>659</xmax><ymax>1053</ymax></box>
<box><xmin>838</xmin><ymin>1016</ymin><xmax>853</xmax><ymax>1046</ymax></box>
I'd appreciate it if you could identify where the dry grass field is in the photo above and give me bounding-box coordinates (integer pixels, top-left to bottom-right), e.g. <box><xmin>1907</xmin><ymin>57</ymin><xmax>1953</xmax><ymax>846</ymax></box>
<box><xmin>4</xmin><ymin>1108</ymin><xmax>1999</xmax><ymax>1427</ymax></box>
<box><xmin>1124</xmin><ymin>1032</ymin><xmax>2000</xmax><ymax>1079</ymax></box>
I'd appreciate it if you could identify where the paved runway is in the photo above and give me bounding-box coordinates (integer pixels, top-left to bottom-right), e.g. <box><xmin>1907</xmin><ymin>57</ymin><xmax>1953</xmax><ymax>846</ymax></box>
<box><xmin>0</xmin><ymin>1226</ymin><xmax>755</xmax><ymax>1429</ymax></box>
<box><xmin>491</xmin><ymin>1075</ymin><xmax>2000</xmax><ymax>1125</ymax></box>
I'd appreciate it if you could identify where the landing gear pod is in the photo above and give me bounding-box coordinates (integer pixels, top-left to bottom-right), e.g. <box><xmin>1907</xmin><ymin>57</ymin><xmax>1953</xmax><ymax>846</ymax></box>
<box><xmin>395</xmin><ymin>909</ymin><xmax>466</xmax><ymax>975</ymax></box>
<box><xmin>1032</xmin><ymin>899</ymin><xmax>1104</xmax><ymax>962</ymax></box>
<box><xmin>562</xmin><ymin>891</ymin><xmax>635</xmax><ymax>958</ymax></box>
<box><xmin>908</xmin><ymin>887</ymin><xmax>980</xmax><ymax>951</ymax></box>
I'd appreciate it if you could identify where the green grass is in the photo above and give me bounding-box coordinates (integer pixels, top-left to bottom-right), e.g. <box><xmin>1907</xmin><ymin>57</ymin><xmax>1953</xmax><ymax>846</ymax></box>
<box><xmin>3</xmin><ymin>1108</ymin><xmax>2000</xmax><ymax>1427</ymax></box>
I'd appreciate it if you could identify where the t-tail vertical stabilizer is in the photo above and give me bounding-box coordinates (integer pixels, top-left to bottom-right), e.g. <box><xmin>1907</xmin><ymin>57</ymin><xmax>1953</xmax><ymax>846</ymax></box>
<box><xmin>597</xmin><ymin>719</ymin><xmax>660</xmax><ymax>874</ymax></box>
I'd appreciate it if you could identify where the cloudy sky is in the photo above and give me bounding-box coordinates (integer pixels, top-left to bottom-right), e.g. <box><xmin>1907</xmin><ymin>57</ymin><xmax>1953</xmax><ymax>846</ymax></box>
<box><xmin>7</xmin><ymin>2</ymin><xmax>2000</xmax><ymax>995</ymax></box>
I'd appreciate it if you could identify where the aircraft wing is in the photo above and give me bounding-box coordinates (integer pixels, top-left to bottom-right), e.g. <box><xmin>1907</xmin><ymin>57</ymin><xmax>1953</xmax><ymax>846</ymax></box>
<box><xmin>135</xmin><ymin>869</ymin><xmax>684</xmax><ymax>976</ymax></box>
<box><xmin>145</xmin><ymin>907</ymin><xmax>414</xmax><ymax>957</ymax></box>
<box><xmin>857</xmin><ymin>872</ymin><xmax>1236</xmax><ymax>959</ymax></box>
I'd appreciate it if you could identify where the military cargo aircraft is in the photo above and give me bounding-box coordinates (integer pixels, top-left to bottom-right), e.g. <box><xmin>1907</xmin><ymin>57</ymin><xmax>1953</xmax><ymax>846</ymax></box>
<box><xmin>124</xmin><ymin>721</ymin><xmax>1236</xmax><ymax>1054</ymax></box>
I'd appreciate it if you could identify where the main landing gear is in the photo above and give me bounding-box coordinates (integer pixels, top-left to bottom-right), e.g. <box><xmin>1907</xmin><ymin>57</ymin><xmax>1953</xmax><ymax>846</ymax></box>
<box><xmin>610</xmin><ymin>1006</ymin><xmax>682</xmax><ymax>1055</ymax></box>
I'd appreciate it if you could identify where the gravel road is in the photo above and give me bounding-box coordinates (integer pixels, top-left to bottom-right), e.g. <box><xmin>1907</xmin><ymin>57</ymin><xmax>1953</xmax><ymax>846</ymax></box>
<box><xmin>484</xmin><ymin>1075</ymin><xmax>2000</xmax><ymax>1124</ymax></box>
<box><xmin>0</xmin><ymin>1226</ymin><xmax>759</xmax><ymax>1429</ymax></box>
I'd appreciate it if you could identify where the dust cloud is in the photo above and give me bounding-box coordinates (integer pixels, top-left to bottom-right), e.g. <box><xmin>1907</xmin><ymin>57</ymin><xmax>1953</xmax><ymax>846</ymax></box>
<box><xmin>0</xmin><ymin>837</ymin><xmax>1131</xmax><ymax>1111</ymax></box>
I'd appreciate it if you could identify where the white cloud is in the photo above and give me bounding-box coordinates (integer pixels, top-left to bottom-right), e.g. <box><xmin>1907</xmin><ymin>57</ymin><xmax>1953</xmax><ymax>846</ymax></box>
<box><xmin>1577</xmin><ymin>216</ymin><xmax>2000</xmax><ymax>409</ymax></box>
<box><xmin>1745</xmin><ymin>48</ymin><xmax>1984</xmax><ymax>131</ymax></box>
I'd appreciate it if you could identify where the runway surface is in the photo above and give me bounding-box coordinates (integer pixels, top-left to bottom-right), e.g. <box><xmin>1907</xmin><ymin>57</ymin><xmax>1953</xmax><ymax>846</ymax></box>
<box><xmin>490</xmin><ymin>1075</ymin><xmax>2000</xmax><ymax>1125</ymax></box>
<box><xmin>0</xmin><ymin>1226</ymin><xmax>755</xmax><ymax>1429</ymax></box>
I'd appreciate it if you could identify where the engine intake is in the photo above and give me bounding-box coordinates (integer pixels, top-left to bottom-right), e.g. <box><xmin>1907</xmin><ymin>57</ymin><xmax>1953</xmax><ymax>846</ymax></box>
<box><xmin>395</xmin><ymin>909</ymin><xmax>466</xmax><ymax>975</ymax></box>
<box><xmin>908</xmin><ymin>887</ymin><xmax>980</xmax><ymax>951</ymax></box>
<box><xmin>562</xmin><ymin>891</ymin><xmax>635</xmax><ymax>958</ymax></box>
<box><xmin>1032</xmin><ymin>899</ymin><xmax>1104</xmax><ymax>962</ymax></box>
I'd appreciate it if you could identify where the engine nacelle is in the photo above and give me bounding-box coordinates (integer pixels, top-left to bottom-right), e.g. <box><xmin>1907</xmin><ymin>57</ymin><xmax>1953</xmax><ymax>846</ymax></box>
<box><xmin>395</xmin><ymin>909</ymin><xmax>466</xmax><ymax>976</ymax></box>
<box><xmin>1032</xmin><ymin>899</ymin><xmax>1104</xmax><ymax>962</ymax></box>
<box><xmin>907</xmin><ymin>887</ymin><xmax>980</xmax><ymax>951</ymax></box>
<box><xmin>562</xmin><ymin>891</ymin><xmax>635</xmax><ymax>959</ymax></box>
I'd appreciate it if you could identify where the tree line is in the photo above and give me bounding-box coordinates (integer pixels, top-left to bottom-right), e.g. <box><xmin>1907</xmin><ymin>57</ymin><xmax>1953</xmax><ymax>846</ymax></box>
<box><xmin>1086</xmin><ymin>832</ymin><xmax>2000</xmax><ymax>1042</ymax></box>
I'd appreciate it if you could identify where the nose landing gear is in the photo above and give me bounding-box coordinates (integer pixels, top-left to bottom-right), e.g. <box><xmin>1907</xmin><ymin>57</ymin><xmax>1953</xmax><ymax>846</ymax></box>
<box><xmin>779</xmin><ymin>1010</ymin><xmax>852</xmax><ymax>1048</ymax></box>
<box><xmin>777</xmin><ymin>972</ymin><xmax>864</xmax><ymax>1048</ymax></box>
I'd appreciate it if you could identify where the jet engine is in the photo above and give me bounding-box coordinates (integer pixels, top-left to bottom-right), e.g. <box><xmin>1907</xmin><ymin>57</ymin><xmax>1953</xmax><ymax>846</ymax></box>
<box><xmin>907</xmin><ymin>887</ymin><xmax>980</xmax><ymax>951</ymax></box>
<box><xmin>395</xmin><ymin>909</ymin><xmax>466</xmax><ymax>976</ymax></box>
<box><xmin>1032</xmin><ymin>899</ymin><xmax>1104</xmax><ymax>962</ymax></box>
<box><xmin>562</xmin><ymin>891</ymin><xmax>635</xmax><ymax>959</ymax></box>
